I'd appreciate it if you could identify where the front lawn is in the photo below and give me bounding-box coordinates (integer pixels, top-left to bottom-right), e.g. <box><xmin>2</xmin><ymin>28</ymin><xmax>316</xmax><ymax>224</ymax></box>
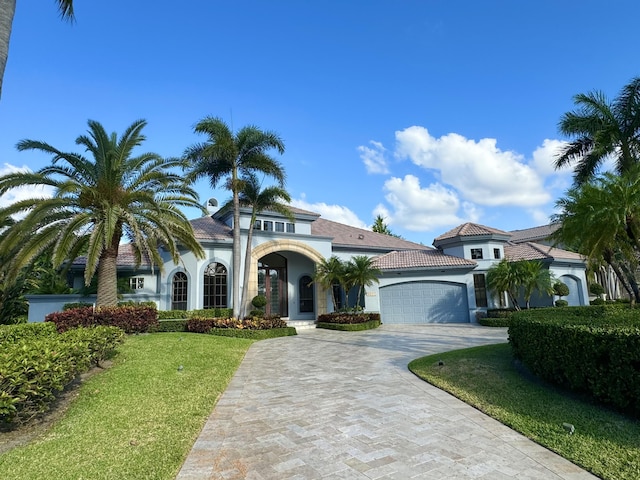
<box><xmin>0</xmin><ymin>333</ymin><xmax>251</xmax><ymax>480</ymax></box>
<box><xmin>409</xmin><ymin>343</ymin><xmax>640</xmax><ymax>480</ymax></box>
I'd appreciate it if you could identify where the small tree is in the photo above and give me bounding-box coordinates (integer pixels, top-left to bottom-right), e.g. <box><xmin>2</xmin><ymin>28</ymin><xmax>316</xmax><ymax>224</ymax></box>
<box><xmin>553</xmin><ymin>281</ymin><xmax>570</xmax><ymax>307</ymax></box>
<box><xmin>344</xmin><ymin>255</ymin><xmax>381</xmax><ymax>311</ymax></box>
<box><xmin>590</xmin><ymin>282</ymin><xmax>605</xmax><ymax>299</ymax></box>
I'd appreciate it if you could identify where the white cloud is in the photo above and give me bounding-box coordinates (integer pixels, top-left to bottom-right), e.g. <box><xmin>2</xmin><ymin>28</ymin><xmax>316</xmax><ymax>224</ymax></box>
<box><xmin>291</xmin><ymin>196</ymin><xmax>368</xmax><ymax>229</ymax></box>
<box><xmin>528</xmin><ymin>208</ymin><xmax>552</xmax><ymax>226</ymax></box>
<box><xmin>0</xmin><ymin>163</ymin><xmax>53</xmax><ymax>210</ymax></box>
<box><xmin>357</xmin><ymin>140</ymin><xmax>389</xmax><ymax>174</ymax></box>
<box><xmin>374</xmin><ymin>174</ymin><xmax>465</xmax><ymax>231</ymax></box>
<box><xmin>530</xmin><ymin>139</ymin><xmax>570</xmax><ymax>177</ymax></box>
<box><xmin>394</xmin><ymin>126</ymin><xmax>550</xmax><ymax>207</ymax></box>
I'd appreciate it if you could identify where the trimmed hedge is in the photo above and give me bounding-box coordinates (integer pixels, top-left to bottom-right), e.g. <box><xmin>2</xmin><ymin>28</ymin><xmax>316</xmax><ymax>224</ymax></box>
<box><xmin>186</xmin><ymin>316</ymin><xmax>287</xmax><ymax>333</ymax></box>
<box><xmin>153</xmin><ymin>319</ymin><xmax>188</xmax><ymax>332</ymax></box>
<box><xmin>157</xmin><ymin>310</ymin><xmax>190</xmax><ymax>320</ymax></box>
<box><xmin>207</xmin><ymin>327</ymin><xmax>297</xmax><ymax>339</ymax></box>
<box><xmin>317</xmin><ymin>319</ymin><xmax>381</xmax><ymax>331</ymax></box>
<box><xmin>478</xmin><ymin>317</ymin><xmax>511</xmax><ymax>327</ymax></box>
<box><xmin>317</xmin><ymin>312</ymin><xmax>381</xmax><ymax>324</ymax></box>
<box><xmin>508</xmin><ymin>306</ymin><xmax>640</xmax><ymax>415</ymax></box>
<box><xmin>187</xmin><ymin>308</ymin><xmax>233</xmax><ymax>319</ymax></box>
<box><xmin>0</xmin><ymin>322</ymin><xmax>58</xmax><ymax>344</ymax></box>
<box><xmin>46</xmin><ymin>305</ymin><xmax>159</xmax><ymax>334</ymax></box>
<box><xmin>0</xmin><ymin>325</ymin><xmax>124</xmax><ymax>426</ymax></box>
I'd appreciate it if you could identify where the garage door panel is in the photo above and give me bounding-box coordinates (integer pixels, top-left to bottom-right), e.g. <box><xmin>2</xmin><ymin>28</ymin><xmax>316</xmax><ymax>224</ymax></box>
<box><xmin>380</xmin><ymin>281</ymin><xmax>469</xmax><ymax>324</ymax></box>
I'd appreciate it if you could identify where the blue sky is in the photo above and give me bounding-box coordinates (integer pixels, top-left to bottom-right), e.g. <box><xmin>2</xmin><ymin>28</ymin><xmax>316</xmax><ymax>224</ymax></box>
<box><xmin>1</xmin><ymin>0</ymin><xmax>638</xmax><ymax>244</ymax></box>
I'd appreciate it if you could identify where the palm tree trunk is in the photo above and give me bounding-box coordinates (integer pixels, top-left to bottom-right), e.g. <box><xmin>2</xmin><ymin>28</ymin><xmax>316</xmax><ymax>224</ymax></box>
<box><xmin>231</xmin><ymin>188</ymin><xmax>241</xmax><ymax>318</ymax></box>
<box><xmin>239</xmin><ymin>215</ymin><xmax>256</xmax><ymax>319</ymax></box>
<box><xmin>0</xmin><ymin>0</ymin><xmax>16</xmax><ymax>100</ymax></box>
<box><xmin>96</xmin><ymin>251</ymin><xmax>119</xmax><ymax>307</ymax></box>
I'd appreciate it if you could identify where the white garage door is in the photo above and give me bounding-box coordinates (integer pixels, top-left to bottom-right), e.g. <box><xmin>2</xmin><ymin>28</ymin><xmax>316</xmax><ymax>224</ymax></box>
<box><xmin>380</xmin><ymin>281</ymin><xmax>469</xmax><ymax>324</ymax></box>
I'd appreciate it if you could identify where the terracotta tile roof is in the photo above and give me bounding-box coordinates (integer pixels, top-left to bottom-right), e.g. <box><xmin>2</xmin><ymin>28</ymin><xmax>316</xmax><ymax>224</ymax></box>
<box><xmin>311</xmin><ymin>217</ymin><xmax>430</xmax><ymax>251</ymax></box>
<box><xmin>504</xmin><ymin>242</ymin><xmax>585</xmax><ymax>262</ymax></box>
<box><xmin>190</xmin><ymin>215</ymin><xmax>233</xmax><ymax>240</ymax></box>
<box><xmin>71</xmin><ymin>243</ymin><xmax>152</xmax><ymax>268</ymax></box>
<box><xmin>434</xmin><ymin>222</ymin><xmax>511</xmax><ymax>242</ymax></box>
<box><xmin>373</xmin><ymin>249</ymin><xmax>476</xmax><ymax>270</ymax></box>
<box><xmin>509</xmin><ymin>224</ymin><xmax>560</xmax><ymax>244</ymax></box>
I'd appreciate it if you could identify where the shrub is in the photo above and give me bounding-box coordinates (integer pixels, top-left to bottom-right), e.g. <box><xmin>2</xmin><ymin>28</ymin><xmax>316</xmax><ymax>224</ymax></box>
<box><xmin>153</xmin><ymin>319</ymin><xmax>188</xmax><ymax>332</ymax></box>
<box><xmin>553</xmin><ymin>281</ymin><xmax>570</xmax><ymax>298</ymax></box>
<box><xmin>63</xmin><ymin>302</ymin><xmax>93</xmax><ymax>311</ymax></box>
<box><xmin>0</xmin><ymin>325</ymin><xmax>124</xmax><ymax>425</ymax></box>
<box><xmin>478</xmin><ymin>317</ymin><xmax>512</xmax><ymax>327</ymax></box>
<box><xmin>187</xmin><ymin>315</ymin><xmax>287</xmax><ymax>333</ymax></box>
<box><xmin>208</xmin><ymin>327</ymin><xmax>297</xmax><ymax>339</ymax></box>
<box><xmin>188</xmin><ymin>308</ymin><xmax>233</xmax><ymax>319</ymax></box>
<box><xmin>0</xmin><ymin>322</ymin><xmax>58</xmax><ymax>344</ymax></box>
<box><xmin>591</xmin><ymin>297</ymin><xmax>606</xmax><ymax>305</ymax></box>
<box><xmin>590</xmin><ymin>283</ymin><xmax>605</xmax><ymax>297</ymax></box>
<box><xmin>46</xmin><ymin>305</ymin><xmax>158</xmax><ymax>334</ymax></box>
<box><xmin>317</xmin><ymin>312</ymin><xmax>381</xmax><ymax>324</ymax></box>
<box><xmin>508</xmin><ymin>307</ymin><xmax>640</xmax><ymax>415</ymax></box>
<box><xmin>486</xmin><ymin>309</ymin><xmax>516</xmax><ymax>318</ymax></box>
<box><xmin>251</xmin><ymin>295</ymin><xmax>267</xmax><ymax>309</ymax></box>
<box><xmin>554</xmin><ymin>299</ymin><xmax>569</xmax><ymax>307</ymax></box>
<box><xmin>157</xmin><ymin>310</ymin><xmax>189</xmax><ymax>320</ymax></box>
<box><xmin>317</xmin><ymin>319</ymin><xmax>381</xmax><ymax>331</ymax></box>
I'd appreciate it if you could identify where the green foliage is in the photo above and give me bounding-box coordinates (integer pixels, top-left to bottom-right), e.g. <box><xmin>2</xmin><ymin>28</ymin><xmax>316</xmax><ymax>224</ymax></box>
<box><xmin>0</xmin><ymin>324</ymin><xmax>124</xmax><ymax>426</ymax></box>
<box><xmin>478</xmin><ymin>317</ymin><xmax>512</xmax><ymax>327</ymax></box>
<box><xmin>186</xmin><ymin>315</ymin><xmax>287</xmax><ymax>333</ymax></box>
<box><xmin>591</xmin><ymin>297</ymin><xmax>606</xmax><ymax>305</ymax></box>
<box><xmin>508</xmin><ymin>307</ymin><xmax>640</xmax><ymax>415</ymax></box>
<box><xmin>187</xmin><ymin>308</ymin><xmax>234</xmax><ymax>319</ymax></box>
<box><xmin>316</xmin><ymin>320</ymin><xmax>381</xmax><ymax>331</ymax></box>
<box><xmin>251</xmin><ymin>294</ymin><xmax>267</xmax><ymax>309</ymax></box>
<box><xmin>46</xmin><ymin>305</ymin><xmax>158</xmax><ymax>334</ymax></box>
<box><xmin>487</xmin><ymin>259</ymin><xmax>554</xmax><ymax>309</ymax></box>
<box><xmin>63</xmin><ymin>302</ymin><xmax>93</xmax><ymax>311</ymax></box>
<box><xmin>317</xmin><ymin>312</ymin><xmax>381</xmax><ymax>324</ymax></box>
<box><xmin>553</xmin><ymin>281</ymin><xmax>570</xmax><ymax>298</ymax></box>
<box><xmin>554</xmin><ymin>299</ymin><xmax>569</xmax><ymax>307</ymax></box>
<box><xmin>590</xmin><ymin>283</ymin><xmax>605</xmax><ymax>297</ymax></box>
<box><xmin>0</xmin><ymin>119</ymin><xmax>205</xmax><ymax>307</ymax></box>
<box><xmin>153</xmin><ymin>319</ymin><xmax>188</xmax><ymax>332</ymax></box>
<box><xmin>208</xmin><ymin>327</ymin><xmax>297</xmax><ymax>339</ymax></box>
<box><xmin>157</xmin><ymin>309</ymin><xmax>190</xmax><ymax>319</ymax></box>
<box><xmin>0</xmin><ymin>322</ymin><xmax>58</xmax><ymax>344</ymax></box>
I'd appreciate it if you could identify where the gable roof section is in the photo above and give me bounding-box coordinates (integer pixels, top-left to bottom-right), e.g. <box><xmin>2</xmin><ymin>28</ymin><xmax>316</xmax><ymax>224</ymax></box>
<box><xmin>190</xmin><ymin>215</ymin><xmax>233</xmax><ymax>241</ymax></box>
<box><xmin>311</xmin><ymin>217</ymin><xmax>429</xmax><ymax>252</ymax></box>
<box><xmin>509</xmin><ymin>224</ymin><xmax>559</xmax><ymax>244</ymax></box>
<box><xmin>434</xmin><ymin>222</ymin><xmax>511</xmax><ymax>244</ymax></box>
<box><xmin>504</xmin><ymin>242</ymin><xmax>584</xmax><ymax>263</ymax></box>
<box><xmin>373</xmin><ymin>249</ymin><xmax>476</xmax><ymax>271</ymax></box>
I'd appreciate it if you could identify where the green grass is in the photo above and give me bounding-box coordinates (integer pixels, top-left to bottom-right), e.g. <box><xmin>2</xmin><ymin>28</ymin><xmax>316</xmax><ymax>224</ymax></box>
<box><xmin>408</xmin><ymin>343</ymin><xmax>640</xmax><ymax>480</ymax></box>
<box><xmin>0</xmin><ymin>332</ymin><xmax>252</xmax><ymax>480</ymax></box>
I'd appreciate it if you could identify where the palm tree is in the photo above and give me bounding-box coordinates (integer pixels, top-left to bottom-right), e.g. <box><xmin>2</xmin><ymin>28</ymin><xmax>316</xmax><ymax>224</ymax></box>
<box><xmin>184</xmin><ymin>116</ymin><xmax>285</xmax><ymax>318</ymax></box>
<box><xmin>555</xmin><ymin>77</ymin><xmax>640</xmax><ymax>184</ymax></box>
<box><xmin>551</xmin><ymin>169</ymin><xmax>640</xmax><ymax>303</ymax></box>
<box><xmin>486</xmin><ymin>258</ymin><xmax>523</xmax><ymax>310</ymax></box>
<box><xmin>0</xmin><ymin>119</ymin><xmax>205</xmax><ymax>306</ymax></box>
<box><xmin>344</xmin><ymin>255</ymin><xmax>380</xmax><ymax>311</ymax></box>
<box><xmin>517</xmin><ymin>260</ymin><xmax>555</xmax><ymax>309</ymax></box>
<box><xmin>0</xmin><ymin>0</ymin><xmax>74</xmax><ymax>100</ymax></box>
<box><xmin>235</xmin><ymin>172</ymin><xmax>292</xmax><ymax>318</ymax></box>
<box><xmin>312</xmin><ymin>256</ymin><xmax>345</xmax><ymax>312</ymax></box>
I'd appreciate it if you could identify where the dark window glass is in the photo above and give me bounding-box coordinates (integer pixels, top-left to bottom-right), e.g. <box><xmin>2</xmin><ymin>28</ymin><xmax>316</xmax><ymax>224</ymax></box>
<box><xmin>299</xmin><ymin>275</ymin><xmax>314</xmax><ymax>313</ymax></box>
<box><xmin>254</xmin><ymin>220</ymin><xmax>261</xmax><ymax>230</ymax></box>
<box><xmin>493</xmin><ymin>248</ymin><xmax>501</xmax><ymax>259</ymax></box>
<box><xmin>172</xmin><ymin>272</ymin><xmax>188</xmax><ymax>310</ymax></box>
<box><xmin>263</xmin><ymin>221</ymin><xmax>273</xmax><ymax>231</ymax></box>
<box><xmin>203</xmin><ymin>263</ymin><xmax>227</xmax><ymax>308</ymax></box>
<box><xmin>286</xmin><ymin>223</ymin><xmax>295</xmax><ymax>233</ymax></box>
<box><xmin>473</xmin><ymin>273</ymin><xmax>488</xmax><ymax>308</ymax></box>
<box><xmin>471</xmin><ymin>248</ymin><xmax>483</xmax><ymax>259</ymax></box>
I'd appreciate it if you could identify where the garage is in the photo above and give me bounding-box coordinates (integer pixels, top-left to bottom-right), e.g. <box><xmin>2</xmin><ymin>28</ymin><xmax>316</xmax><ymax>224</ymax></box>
<box><xmin>379</xmin><ymin>281</ymin><xmax>470</xmax><ymax>324</ymax></box>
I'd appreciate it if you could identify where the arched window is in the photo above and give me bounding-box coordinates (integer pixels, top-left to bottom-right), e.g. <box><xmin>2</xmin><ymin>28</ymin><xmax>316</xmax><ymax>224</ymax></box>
<box><xmin>299</xmin><ymin>275</ymin><xmax>314</xmax><ymax>313</ymax></box>
<box><xmin>171</xmin><ymin>272</ymin><xmax>188</xmax><ymax>310</ymax></box>
<box><xmin>204</xmin><ymin>263</ymin><xmax>228</xmax><ymax>309</ymax></box>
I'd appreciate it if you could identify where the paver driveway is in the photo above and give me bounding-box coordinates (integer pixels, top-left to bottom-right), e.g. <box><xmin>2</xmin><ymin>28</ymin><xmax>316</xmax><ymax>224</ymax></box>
<box><xmin>176</xmin><ymin>325</ymin><xmax>596</xmax><ymax>479</ymax></box>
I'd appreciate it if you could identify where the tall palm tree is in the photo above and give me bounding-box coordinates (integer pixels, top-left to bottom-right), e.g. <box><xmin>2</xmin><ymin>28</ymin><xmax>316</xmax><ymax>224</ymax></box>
<box><xmin>184</xmin><ymin>116</ymin><xmax>285</xmax><ymax>318</ymax></box>
<box><xmin>552</xmin><ymin>169</ymin><xmax>640</xmax><ymax>303</ymax></box>
<box><xmin>555</xmin><ymin>77</ymin><xmax>640</xmax><ymax>184</ymax></box>
<box><xmin>0</xmin><ymin>0</ymin><xmax>74</xmax><ymax>100</ymax></box>
<box><xmin>0</xmin><ymin>119</ymin><xmax>205</xmax><ymax>306</ymax></box>
<box><xmin>236</xmin><ymin>172</ymin><xmax>292</xmax><ymax>318</ymax></box>
<box><xmin>344</xmin><ymin>255</ymin><xmax>380</xmax><ymax>310</ymax></box>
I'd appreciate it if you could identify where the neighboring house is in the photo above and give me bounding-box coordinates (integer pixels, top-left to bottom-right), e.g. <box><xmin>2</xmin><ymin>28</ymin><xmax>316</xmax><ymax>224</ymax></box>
<box><xmin>27</xmin><ymin>205</ymin><xmax>589</xmax><ymax>324</ymax></box>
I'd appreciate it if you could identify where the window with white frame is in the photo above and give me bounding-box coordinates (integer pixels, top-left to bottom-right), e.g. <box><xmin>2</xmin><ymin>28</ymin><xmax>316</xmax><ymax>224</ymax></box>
<box><xmin>128</xmin><ymin>277</ymin><xmax>144</xmax><ymax>290</ymax></box>
<box><xmin>275</xmin><ymin>221</ymin><xmax>285</xmax><ymax>232</ymax></box>
<box><xmin>471</xmin><ymin>248</ymin><xmax>483</xmax><ymax>259</ymax></box>
<box><xmin>286</xmin><ymin>223</ymin><xmax>295</xmax><ymax>233</ymax></box>
<box><xmin>263</xmin><ymin>221</ymin><xmax>273</xmax><ymax>231</ymax></box>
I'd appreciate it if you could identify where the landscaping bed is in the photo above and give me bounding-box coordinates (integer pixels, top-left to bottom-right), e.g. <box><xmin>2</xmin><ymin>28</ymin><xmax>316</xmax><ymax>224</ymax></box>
<box><xmin>316</xmin><ymin>312</ymin><xmax>381</xmax><ymax>331</ymax></box>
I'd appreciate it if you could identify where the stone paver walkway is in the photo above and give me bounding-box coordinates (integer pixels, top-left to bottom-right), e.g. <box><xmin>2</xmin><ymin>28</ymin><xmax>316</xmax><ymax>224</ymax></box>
<box><xmin>176</xmin><ymin>325</ymin><xmax>596</xmax><ymax>479</ymax></box>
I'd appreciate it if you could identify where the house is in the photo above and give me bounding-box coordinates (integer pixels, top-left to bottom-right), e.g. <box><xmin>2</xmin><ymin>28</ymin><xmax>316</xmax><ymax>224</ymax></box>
<box><xmin>26</xmin><ymin>204</ymin><xmax>589</xmax><ymax>323</ymax></box>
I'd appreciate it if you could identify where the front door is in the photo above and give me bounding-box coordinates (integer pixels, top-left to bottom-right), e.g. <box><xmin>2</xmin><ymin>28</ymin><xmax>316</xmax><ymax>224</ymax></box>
<box><xmin>258</xmin><ymin>253</ymin><xmax>288</xmax><ymax>317</ymax></box>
